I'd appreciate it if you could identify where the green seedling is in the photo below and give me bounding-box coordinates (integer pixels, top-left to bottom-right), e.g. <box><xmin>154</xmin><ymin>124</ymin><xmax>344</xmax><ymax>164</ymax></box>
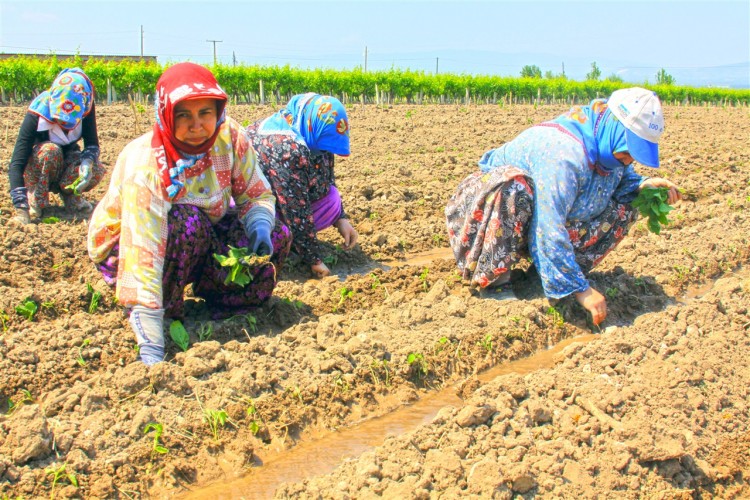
<box><xmin>213</xmin><ymin>246</ymin><xmax>272</xmax><ymax>287</ymax></box>
<box><xmin>419</xmin><ymin>268</ymin><xmax>430</xmax><ymax>292</ymax></box>
<box><xmin>169</xmin><ymin>320</ymin><xmax>190</xmax><ymax>352</ymax></box>
<box><xmin>246</xmin><ymin>400</ymin><xmax>262</xmax><ymax>436</ymax></box>
<box><xmin>369</xmin><ymin>359</ymin><xmax>391</xmax><ymax>387</ymax></box>
<box><xmin>407</xmin><ymin>352</ymin><xmax>428</xmax><ymax>379</ymax></box>
<box><xmin>65</xmin><ymin>176</ymin><xmax>86</xmax><ymax>196</ymax></box>
<box><xmin>143</xmin><ymin>422</ymin><xmax>169</xmax><ymax>455</ymax></box>
<box><xmin>370</xmin><ymin>273</ymin><xmax>382</xmax><ymax>289</ymax></box>
<box><xmin>87</xmin><ymin>283</ymin><xmax>102</xmax><ymax>314</ymax></box>
<box><xmin>281</xmin><ymin>297</ymin><xmax>305</xmax><ymax>310</ymax></box>
<box><xmin>546</xmin><ymin>306</ymin><xmax>564</xmax><ymax>327</ymax></box>
<box><xmin>0</xmin><ymin>309</ymin><xmax>9</xmax><ymax>331</ymax></box>
<box><xmin>631</xmin><ymin>187</ymin><xmax>674</xmax><ymax>235</ymax></box>
<box><xmin>323</xmin><ymin>253</ymin><xmax>339</xmax><ymax>268</ymax></box>
<box><xmin>41</xmin><ymin>216</ymin><xmax>61</xmax><ymax>224</ymax></box>
<box><xmin>605</xmin><ymin>287</ymin><xmax>619</xmax><ymax>299</ymax></box>
<box><xmin>197</xmin><ymin>322</ymin><xmax>213</xmax><ymax>342</ymax></box>
<box><xmin>15</xmin><ymin>298</ymin><xmax>38</xmax><ymax>321</ymax></box>
<box><xmin>287</xmin><ymin>385</ymin><xmax>303</xmax><ymax>403</ymax></box>
<box><xmin>203</xmin><ymin>408</ymin><xmax>229</xmax><ymax>442</ymax></box>
<box><xmin>45</xmin><ymin>462</ymin><xmax>78</xmax><ymax>496</ymax></box>
<box><xmin>76</xmin><ymin>339</ymin><xmax>91</xmax><ymax>367</ymax></box>
<box><xmin>479</xmin><ymin>333</ymin><xmax>494</xmax><ymax>353</ymax></box>
<box><xmin>334</xmin><ymin>286</ymin><xmax>354</xmax><ymax>311</ymax></box>
<box><xmin>333</xmin><ymin>372</ymin><xmax>350</xmax><ymax>393</ymax></box>
<box><xmin>228</xmin><ymin>313</ymin><xmax>258</xmax><ymax>333</ymax></box>
<box><xmin>7</xmin><ymin>389</ymin><xmax>33</xmax><ymax>415</ymax></box>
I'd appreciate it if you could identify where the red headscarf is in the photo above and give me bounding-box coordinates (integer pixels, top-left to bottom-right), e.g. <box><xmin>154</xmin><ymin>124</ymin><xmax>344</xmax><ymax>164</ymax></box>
<box><xmin>152</xmin><ymin>62</ymin><xmax>228</xmax><ymax>198</ymax></box>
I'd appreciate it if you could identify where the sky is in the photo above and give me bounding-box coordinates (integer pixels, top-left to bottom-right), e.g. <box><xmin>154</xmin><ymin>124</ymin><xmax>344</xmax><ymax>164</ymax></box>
<box><xmin>1</xmin><ymin>0</ymin><xmax>748</xmax><ymax>88</ymax></box>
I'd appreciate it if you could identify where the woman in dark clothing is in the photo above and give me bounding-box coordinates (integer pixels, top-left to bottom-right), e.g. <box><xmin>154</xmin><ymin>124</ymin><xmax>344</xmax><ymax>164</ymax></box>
<box><xmin>246</xmin><ymin>93</ymin><xmax>358</xmax><ymax>278</ymax></box>
<box><xmin>8</xmin><ymin>67</ymin><xmax>105</xmax><ymax>224</ymax></box>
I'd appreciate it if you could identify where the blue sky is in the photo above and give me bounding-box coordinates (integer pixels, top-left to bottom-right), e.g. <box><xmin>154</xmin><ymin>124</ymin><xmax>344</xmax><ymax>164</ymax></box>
<box><xmin>1</xmin><ymin>0</ymin><xmax>748</xmax><ymax>87</ymax></box>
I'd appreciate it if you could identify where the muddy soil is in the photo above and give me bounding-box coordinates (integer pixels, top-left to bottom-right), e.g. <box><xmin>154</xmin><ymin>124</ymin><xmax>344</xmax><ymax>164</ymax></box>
<box><xmin>0</xmin><ymin>102</ymin><xmax>748</xmax><ymax>499</ymax></box>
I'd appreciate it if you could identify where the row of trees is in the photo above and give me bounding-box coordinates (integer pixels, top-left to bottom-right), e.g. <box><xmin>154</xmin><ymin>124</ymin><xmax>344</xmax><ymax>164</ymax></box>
<box><xmin>520</xmin><ymin>62</ymin><xmax>675</xmax><ymax>85</ymax></box>
<box><xmin>0</xmin><ymin>55</ymin><xmax>745</xmax><ymax>106</ymax></box>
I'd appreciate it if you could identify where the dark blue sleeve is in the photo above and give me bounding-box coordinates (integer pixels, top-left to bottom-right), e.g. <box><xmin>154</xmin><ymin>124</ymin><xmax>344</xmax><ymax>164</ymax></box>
<box><xmin>8</xmin><ymin>113</ymin><xmax>40</xmax><ymax>191</ymax></box>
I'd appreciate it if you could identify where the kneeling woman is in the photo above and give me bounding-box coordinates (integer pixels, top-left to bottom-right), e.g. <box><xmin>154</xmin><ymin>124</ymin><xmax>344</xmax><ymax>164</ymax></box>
<box><xmin>88</xmin><ymin>63</ymin><xmax>291</xmax><ymax>365</ymax></box>
<box><xmin>446</xmin><ymin>87</ymin><xmax>681</xmax><ymax>325</ymax></box>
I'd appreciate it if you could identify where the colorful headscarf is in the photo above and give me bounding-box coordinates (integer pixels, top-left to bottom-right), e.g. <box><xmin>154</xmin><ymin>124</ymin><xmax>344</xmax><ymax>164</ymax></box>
<box><xmin>258</xmin><ymin>93</ymin><xmax>350</xmax><ymax>156</ymax></box>
<box><xmin>550</xmin><ymin>99</ymin><xmax>628</xmax><ymax>175</ymax></box>
<box><xmin>152</xmin><ymin>62</ymin><xmax>228</xmax><ymax>198</ymax></box>
<box><xmin>28</xmin><ymin>68</ymin><xmax>94</xmax><ymax>130</ymax></box>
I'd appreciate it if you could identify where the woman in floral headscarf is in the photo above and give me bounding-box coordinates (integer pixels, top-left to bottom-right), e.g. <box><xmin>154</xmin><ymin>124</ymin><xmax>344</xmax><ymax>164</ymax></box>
<box><xmin>446</xmin><ymin>88</ymin><xmax>682</xmax><ymax>325</ymax></box>
<box><xmin>8</xmin><ymin>67</ymin><xmax>105</xmax><ymax>224</ymax></box>
<box><xmin>88</xmin><ymin>62</ymin><xmax>291</xmax><ymax>366</ymax></box>
<box><xmin>246</xmin><ymin>93</ymin><xmax>357</xmax><ymax>278</ymax></box>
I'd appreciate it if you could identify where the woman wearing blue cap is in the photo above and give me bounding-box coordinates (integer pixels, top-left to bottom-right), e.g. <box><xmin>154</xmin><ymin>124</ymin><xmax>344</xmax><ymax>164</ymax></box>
<box><xmin>8</xmin><ymin>67</ymin><xmax>105</xmax><ymax>224</ymax></box>
<box><xmin>246</xmin><ymin>93</ymin><xmax>358</xmax><ymax>278</ymax></box>
<box><xmin>445</xmin><ymin>87</ymin><xmax>682</xmax><ymax>325</ymax></box>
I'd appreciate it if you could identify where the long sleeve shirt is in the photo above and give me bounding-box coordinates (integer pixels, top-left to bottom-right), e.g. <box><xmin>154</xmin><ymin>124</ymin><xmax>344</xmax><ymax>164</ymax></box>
<box><xmin>87</xmin><ymin>117</ymin><xmax>275</xmax><ymax>309</ymax></box>
<box><xmin>479</xmin><ymin>125</ymin><xmax>643</xmax><ymax>298</ymax></box>
<box><xmin>8</xmin><ymin>105</ymin><xmax>100</xmax><ymax>193</ymax></box>
<box><xmin>246</xmin><ymin>122</ymin><xmax>347</xmax><ymax>266</ymax></box>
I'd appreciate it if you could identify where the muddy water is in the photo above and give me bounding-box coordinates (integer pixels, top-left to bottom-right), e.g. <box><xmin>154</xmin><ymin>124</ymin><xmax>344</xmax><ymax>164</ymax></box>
<box><xmin>181</xmin><ymin>333</ymin><xmax>599</xmax><ymax>499</ymax></box>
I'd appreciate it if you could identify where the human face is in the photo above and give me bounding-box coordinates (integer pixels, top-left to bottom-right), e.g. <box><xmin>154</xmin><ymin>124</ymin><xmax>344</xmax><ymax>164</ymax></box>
<box><xmin>173</xmin><ymin>98</ymin><xmax>218</xmax><ymax>146</ymax></box>
<box><xmin>613</xmin><ymin>151</ymin><xmax>635</xmax><ymax>167</ymax></box>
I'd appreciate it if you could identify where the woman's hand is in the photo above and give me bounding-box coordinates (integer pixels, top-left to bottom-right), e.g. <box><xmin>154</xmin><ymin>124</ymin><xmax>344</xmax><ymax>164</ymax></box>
<box><xmin>640</xmin><ymin>178</ymin><xmax>682</xmax><ymax>205</ymax></box>
<box><xmin>574</xmin><ymin>287</ymin><xmax>607</xmax><ymax>326</ymax></box>
<box><xmin>334</xmin><ymin>218</ymin><xmax>359</xmax><ymax>250</ymax></box>
<box><xmin>311</xmin><ymin>261</ymin><xmax>331</xmax><ymax>278</ymax></box>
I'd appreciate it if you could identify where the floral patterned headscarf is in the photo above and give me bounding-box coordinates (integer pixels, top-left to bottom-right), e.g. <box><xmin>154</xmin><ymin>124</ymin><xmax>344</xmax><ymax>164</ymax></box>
<box><xmin>152</xmin><ymin>62</ymin><xmax>227</xmax><ymax>198</ymax></box>
<box><xmin>28</xmin><ymin>68</ymin><xmax>94</xmax><ymax>130</ymax></box>
<box><xmin>258</xmin><ymin>93</ymin><xmax>350</xmax><ymax>156</ymax></box>
<box><xmin>551</xmin><ymin>99</ymin><xmax>628</xmax><ymax>175</ymax></box>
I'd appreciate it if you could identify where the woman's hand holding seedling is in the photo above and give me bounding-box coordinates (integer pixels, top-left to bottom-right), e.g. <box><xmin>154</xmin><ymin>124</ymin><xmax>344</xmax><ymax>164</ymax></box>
<box><xmin>65</xmin><ymin>159</ymin><xmax>94</xmax><ymax>195</ymax></box>
<box><xmin>214</xmin><ymin>246</ymin><xmax>273</xmax><ymax>287</ymax></box>
<box><xmin>633</xmin><ymin>178</ymin><xmax>682</xmax><ymax>235</ymax></box>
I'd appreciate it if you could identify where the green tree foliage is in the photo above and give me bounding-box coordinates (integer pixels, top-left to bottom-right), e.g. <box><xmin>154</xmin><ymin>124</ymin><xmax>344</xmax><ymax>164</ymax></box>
<box><xmin>656</xmin><ymin>68</ymin><xmax>675</xmax><ymax>86</ymax></box>
<box><xmin>605</xmin><ymin>73</ymin><xmax>624</xmax><ymax>83</ymax></box>
<box><xmin>520</xmin><ymin>65</ymin><xmax>542</xmax><ymax>79</ymax></box>
<box><xmin>586</xmin><ymin>62</ymin><xmax>602</xmax><ymax>81</ymax></box>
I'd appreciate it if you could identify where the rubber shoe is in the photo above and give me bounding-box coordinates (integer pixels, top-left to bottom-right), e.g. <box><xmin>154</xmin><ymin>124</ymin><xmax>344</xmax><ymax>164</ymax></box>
<box><xmin>479</xmin><ymin>282</ymin><xmax>518</xmax><ymax>301</ymax></box>
<box><xmin>62</xmin><ymin>194</ymin><xmax>93</xmax><ymax>213</ymax></box>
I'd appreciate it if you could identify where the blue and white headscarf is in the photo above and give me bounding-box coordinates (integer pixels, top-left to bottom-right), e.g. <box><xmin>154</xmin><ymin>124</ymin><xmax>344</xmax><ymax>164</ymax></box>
<box><xmin>258</xmin><ymin>93</ymin><xmax>350</xmax><ymax>156</ymax></box>
<box><xmin>551</xmin><ymin>99</ymin><xmax>628</xmax><ymax>174</ymax></box>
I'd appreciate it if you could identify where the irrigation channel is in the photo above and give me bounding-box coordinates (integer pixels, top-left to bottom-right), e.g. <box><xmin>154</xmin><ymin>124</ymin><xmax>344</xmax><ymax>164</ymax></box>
<box><xmin>176</xmin><ymin>243</ymin><xmax>744</xmax><ymax>499</ymax></box>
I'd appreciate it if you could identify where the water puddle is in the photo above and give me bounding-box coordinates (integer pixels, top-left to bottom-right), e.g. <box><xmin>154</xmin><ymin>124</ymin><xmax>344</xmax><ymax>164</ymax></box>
<box><xmin>341</xmin><ymin>247</ymin><xmax>454</xmax><ymax>279</ymax></box>
<box><xmin>181</xmin><ymin>333</ymin><xmax>598</xmax><ymax>499</ymax></box>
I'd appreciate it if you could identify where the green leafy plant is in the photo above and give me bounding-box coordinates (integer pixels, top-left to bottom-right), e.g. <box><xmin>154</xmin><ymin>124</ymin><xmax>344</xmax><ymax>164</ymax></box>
<box><xmin>370</xmin><ymin>273</ymin><xmax>382</xmax><ymax>289</ymax></box>
<box><xmin>334</xmin><ymin>286</ymin><xmax>354</xmax><ymax>312</ymax></box>
<box><xmin>213</xmin><ymin>246</ymin><xmax>271</xmax><ymax>287</ymax></box>
<box><xmin>197</xmin><ymin>322</ymin><xmax>213</xmax><ymax>342</ymax></box>
<box><xmin>41</xmin><ymin>216</ymin><xmax>61</xmax><ymax>224</ymax></box>
<box><xmin>281</xmin><ymin>297</ymin><xmax>305</xmax><ymax>310</ymax></box>
<box><xmin>246</xmin><ymin>400</ymin><xmax>263</xmax><ymax>436</ymax></box>
<box><xmin>369</xmin><ymin>359</ymin><xmax>391</xmax><ymax>387</ymax></box>
<box><xmin>15</xmin><ymin>298</ymin><xmax>38</xmax><ymax>321</ymax></box>
<box><xmin>203</xmin><ymin>408</ymin><xmax>229</xmax><ymax>442</ymax></box>
<box><xmin>0</xmin><ymin>309</ymin><xmax>9</xmax><ymax>332</ymax></box>
<box><xmin>631</xmin><ymin>187</ymin><xmax>674</xmax><ymax>235</ymax></box>
<box><xmin>479</xmin><ymin>333</ymin><xmax>494</xmax><ymax>353</ymax></box>
<box><xmin>605</xmin><ymin>287</ymin><xmax>619</xmax><ymax>299</ymax></box>
<box><xmin>419</xmin><ymin>268</ymin><xmax>430</xmax><ymax>292</ymax></box>
<box><xmin>76</xmin><ymin>339</ymin><xmax>91</xmax><ymax>367</ymax></box>
<box><xmin>407</xmin><ymin>352</ymin><xmax>428</xmax><ymax>379</ymax></box>
<box><xmin>87</xmin><ymin>283</ymin><xmax>102</xmax><ymax>314</ymax></box>
<box><xmin>7</xmin><ymin>389</ymin><xmax>33</xmax><ymax>415</ymax></box>
<box><xmin>169</xmin><ymin>320</ymin><xmax>190</xmax><ymax>352</ymax></box>
<box><xmin>546</xmin><ymin>306</ymin><xmax>564</xmax><ymax>327</ymax></box>
<box><xmin>143</xmin><ymin>422</ymin><xmax>169</xmax><ymax>455</ymax></box>
<box><xmin>45</xmin><ymin>462</ymin><xmax>78</xmax><ymax>495</ymax></box>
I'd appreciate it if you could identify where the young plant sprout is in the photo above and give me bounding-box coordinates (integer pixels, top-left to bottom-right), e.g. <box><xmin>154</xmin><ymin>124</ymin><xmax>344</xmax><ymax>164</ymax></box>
<box><xmin>631</xmin><ymin>187</ymin><xmax>675</xmax><ymax>235</ymax></box>
<box><xmin>213</xmin><ymin>246</ymin><xmax>273</xmax><ymax>287</ymax></box>
<box><xmin>169</xmin><ymin>320</ymin><xmax>190</xmax><ymax>352</ymax></box>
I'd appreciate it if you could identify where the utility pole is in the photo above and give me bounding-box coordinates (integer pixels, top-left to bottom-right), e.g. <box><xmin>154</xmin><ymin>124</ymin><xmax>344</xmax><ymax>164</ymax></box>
<box><xmin>206</xmin><ymin>39</ymin><xmax>222</xmax><ymax>65</ymax></box>
<box><xmin>233</xmin><ymin>51</ymin><xmax>237</xmax><ymax>67</ymax></box>
<box><xmin>364</xmin><ymin>46</ymin><xmax>368</xmax><ymax>72</ymax></box>
<box><xmin>140</xmin><ymin>25</ymin><xmax>144</xmax><ymax>59</ymax></box>
<box><xmin>435</xmin><ymin>57</ymin><xmax>439</xmax><ymax>74</ymax></box>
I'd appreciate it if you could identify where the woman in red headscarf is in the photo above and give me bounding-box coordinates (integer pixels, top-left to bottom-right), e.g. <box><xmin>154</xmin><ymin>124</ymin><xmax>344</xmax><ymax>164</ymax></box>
<box><xmin>87</xmin><ymin>62</ymin><xmax>291</xmax><ymax>366</ymax></box>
